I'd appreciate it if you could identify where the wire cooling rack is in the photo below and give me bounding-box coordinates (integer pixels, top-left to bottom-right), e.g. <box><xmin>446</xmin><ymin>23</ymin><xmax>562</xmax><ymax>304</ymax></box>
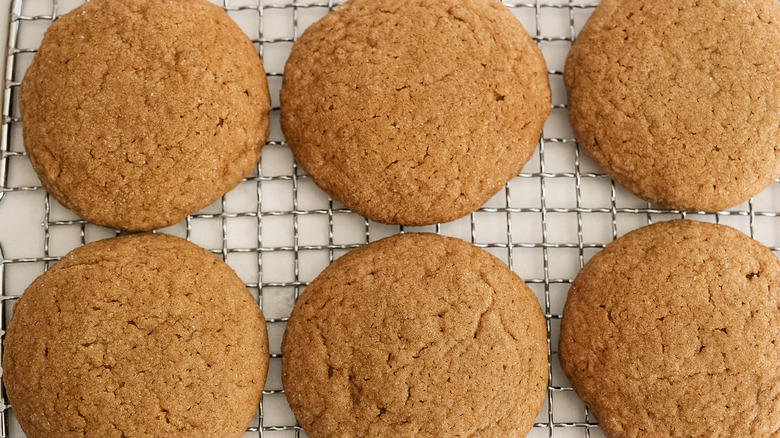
<box><xmin>1</xmin><ymin>0</ymin><xmax>779</xmax><ymax>437</ymax></box>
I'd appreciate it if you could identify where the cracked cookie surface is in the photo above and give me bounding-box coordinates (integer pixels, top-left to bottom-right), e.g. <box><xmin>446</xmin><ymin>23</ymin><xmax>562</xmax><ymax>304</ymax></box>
<box><xmin>565</xmin><ymin>0</ymin><xmax>780</xmax><ymax>211</ymax></box>
<box><xmin>3</xmin><ymin>233</ymin><xmax>269</xmax><ymax>438</ymax></box>
<box><xmin>280</xmin><ymin>0</ymin><xmax>550</xmax><ymax>225</ymax></box>
<box><xmin>282</xmin><ymin>233</ymin><xmax>547</xmax><ymax>437</ymax></box>
<box><xmin>20</xmin><ymin>0</ymin><xmax>270</xmax><ymax>231</ymax></box>
<box><xmin>559</xmin><ymin>219</ymin><xmax>780</xmax><ymax>437</ymax></box>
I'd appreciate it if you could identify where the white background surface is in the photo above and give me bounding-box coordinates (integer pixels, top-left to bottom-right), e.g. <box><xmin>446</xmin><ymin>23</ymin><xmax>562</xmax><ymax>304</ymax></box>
<box><xmin>0</xmin><ymin>0</ymin><xmax>778</xmax><ymax>437</ymax></box>
<box><xmin>0</xmin><ymin>1</ymin><xmax>8</xmax><ymax>68</ymax></box>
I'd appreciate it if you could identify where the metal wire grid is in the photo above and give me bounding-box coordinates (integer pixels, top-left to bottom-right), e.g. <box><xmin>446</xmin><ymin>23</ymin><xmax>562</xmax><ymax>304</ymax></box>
<box><xmin>1</xmin><ymin>0</ymin><xmax>779</xmax><ymax>437</ymax></box>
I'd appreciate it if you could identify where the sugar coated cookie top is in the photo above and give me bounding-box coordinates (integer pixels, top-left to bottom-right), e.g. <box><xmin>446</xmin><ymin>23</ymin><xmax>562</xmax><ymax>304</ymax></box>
<box><xmin>21</xmin><ymin>0</ymin><xmax>270</xmax><ymax>231</ymax></box>
<box><xmin>565</xmin><ymin>0</ymin><xmax>780</xmax><ymax>211</ymax></box>
<box><xmin>282</xmin><ymin>232</ymin><xmax>547</xmax><ymax>437</ymax></box>
<box><xmin>560</xmin><ymin>219</ymin><xmax>780</xmax><ymax>437</ymax></box>
<box><xmin>281</xmin><ymin>0</ymin><xmax>550</xmax><ymax>225</ymax></box>
<box><xmin>3</xmin><ymin>233</ymin><xmax>269</xmax><ymax>438</ymax></box>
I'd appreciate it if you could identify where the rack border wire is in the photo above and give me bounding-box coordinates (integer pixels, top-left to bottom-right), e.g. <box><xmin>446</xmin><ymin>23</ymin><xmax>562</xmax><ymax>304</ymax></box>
<box><xmin>2</xmin><ymin>0</ymin><xmax>779</xmax><ymax>437</ymax></box>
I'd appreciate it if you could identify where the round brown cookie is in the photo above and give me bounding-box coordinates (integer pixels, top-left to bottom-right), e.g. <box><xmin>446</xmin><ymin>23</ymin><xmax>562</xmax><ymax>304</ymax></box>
<box><xmin>3</xmin><ymin>233</ymin><xmax>269</xmax><ymax>438</ymax></box>
<box><xmin>20</xmin><ymin>0</ymin><xmax>270</xmax><ymax>231</ymax></box>
<box><xmin>559</xmin><ymin>219</ymin><xmax>780</xmax><ymax>437</ymax></box>
<box><xmin>280</xmin><ymin>0</ymin><xmax>550</xmax><ymax>226</ymax></box>
<box><xmin>565</xmin><ymin>0</ymin><xmax>780</xmax><ymax>212</ymax></box>
<box><xmin>282</xmin><ymin>233</ymin><xmax>548</xmax><ymax>437</ymax></box>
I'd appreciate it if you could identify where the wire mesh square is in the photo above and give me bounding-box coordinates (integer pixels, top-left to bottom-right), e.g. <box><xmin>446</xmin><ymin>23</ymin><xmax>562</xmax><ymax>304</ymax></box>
<box><xmin>0</xmin><ymin>0</ymin><xmax>778</xmax><ymax>437</ymax></box>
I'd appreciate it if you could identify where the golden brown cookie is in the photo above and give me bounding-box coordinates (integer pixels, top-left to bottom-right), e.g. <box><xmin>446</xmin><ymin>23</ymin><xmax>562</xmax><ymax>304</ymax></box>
<box><xmin>559</xmin><ymin>219</ymin><xmax>780</xmax><ymax>437</ymax></box>
<box><xmin>282</xmin><ymin>233</ymin><xmax>548</xmax><ymax>437</ymax></box>
<box><xmin>20</xmin><ymin>0</ymin><xmax>270</xmax><ymax>231</ymax></box>
<box><xmin>280</xmin><ymin>0</ymin><xmax>550</xmax><ymax>225</ymax></box>
<box><xmin>3</xmin><ymin>233</ymin><xmax>269</xmax><ymax>438</ymax></box>
<box><xmin>565</xmin><ymin>0</ymin><xmax>780</xmax><ymax>212</ymax></box>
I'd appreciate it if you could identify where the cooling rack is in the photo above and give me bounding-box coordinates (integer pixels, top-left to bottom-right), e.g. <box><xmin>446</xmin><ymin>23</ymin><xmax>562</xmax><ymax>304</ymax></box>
<box><xmin>1</xmin><ymin>0</ymin><xmax>778</xmax><ymax>437</ymax></box>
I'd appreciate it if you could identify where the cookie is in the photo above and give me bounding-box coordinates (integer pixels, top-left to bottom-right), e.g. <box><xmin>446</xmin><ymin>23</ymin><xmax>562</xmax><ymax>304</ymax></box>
<box><xmin>20</xmin><ymin>0</ymin><xmax>270</xmax><ymax>231</ymax></box>
<box><xmin>3</xmin><ymin>233</ymin><xmax>269</xmax><ymax>438</ymax></box>
<box><xmin>280</xmin><ymin>0</ymin><xmax>550</xmax><ymax>225</ymax></box>
<box><xmin>282</xmin><ymin>233</ymin><xmax>547</xmax><ymax>437</ymax></box>
<box><xmin>559</xmin><ymin>219</ymin><xmax>780</xmax><ymax>437</ymax></box>
<box><xmin>565</xmin><ymin>0</ymin><xmax>780</xmax><ymax>212</ymax></box>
